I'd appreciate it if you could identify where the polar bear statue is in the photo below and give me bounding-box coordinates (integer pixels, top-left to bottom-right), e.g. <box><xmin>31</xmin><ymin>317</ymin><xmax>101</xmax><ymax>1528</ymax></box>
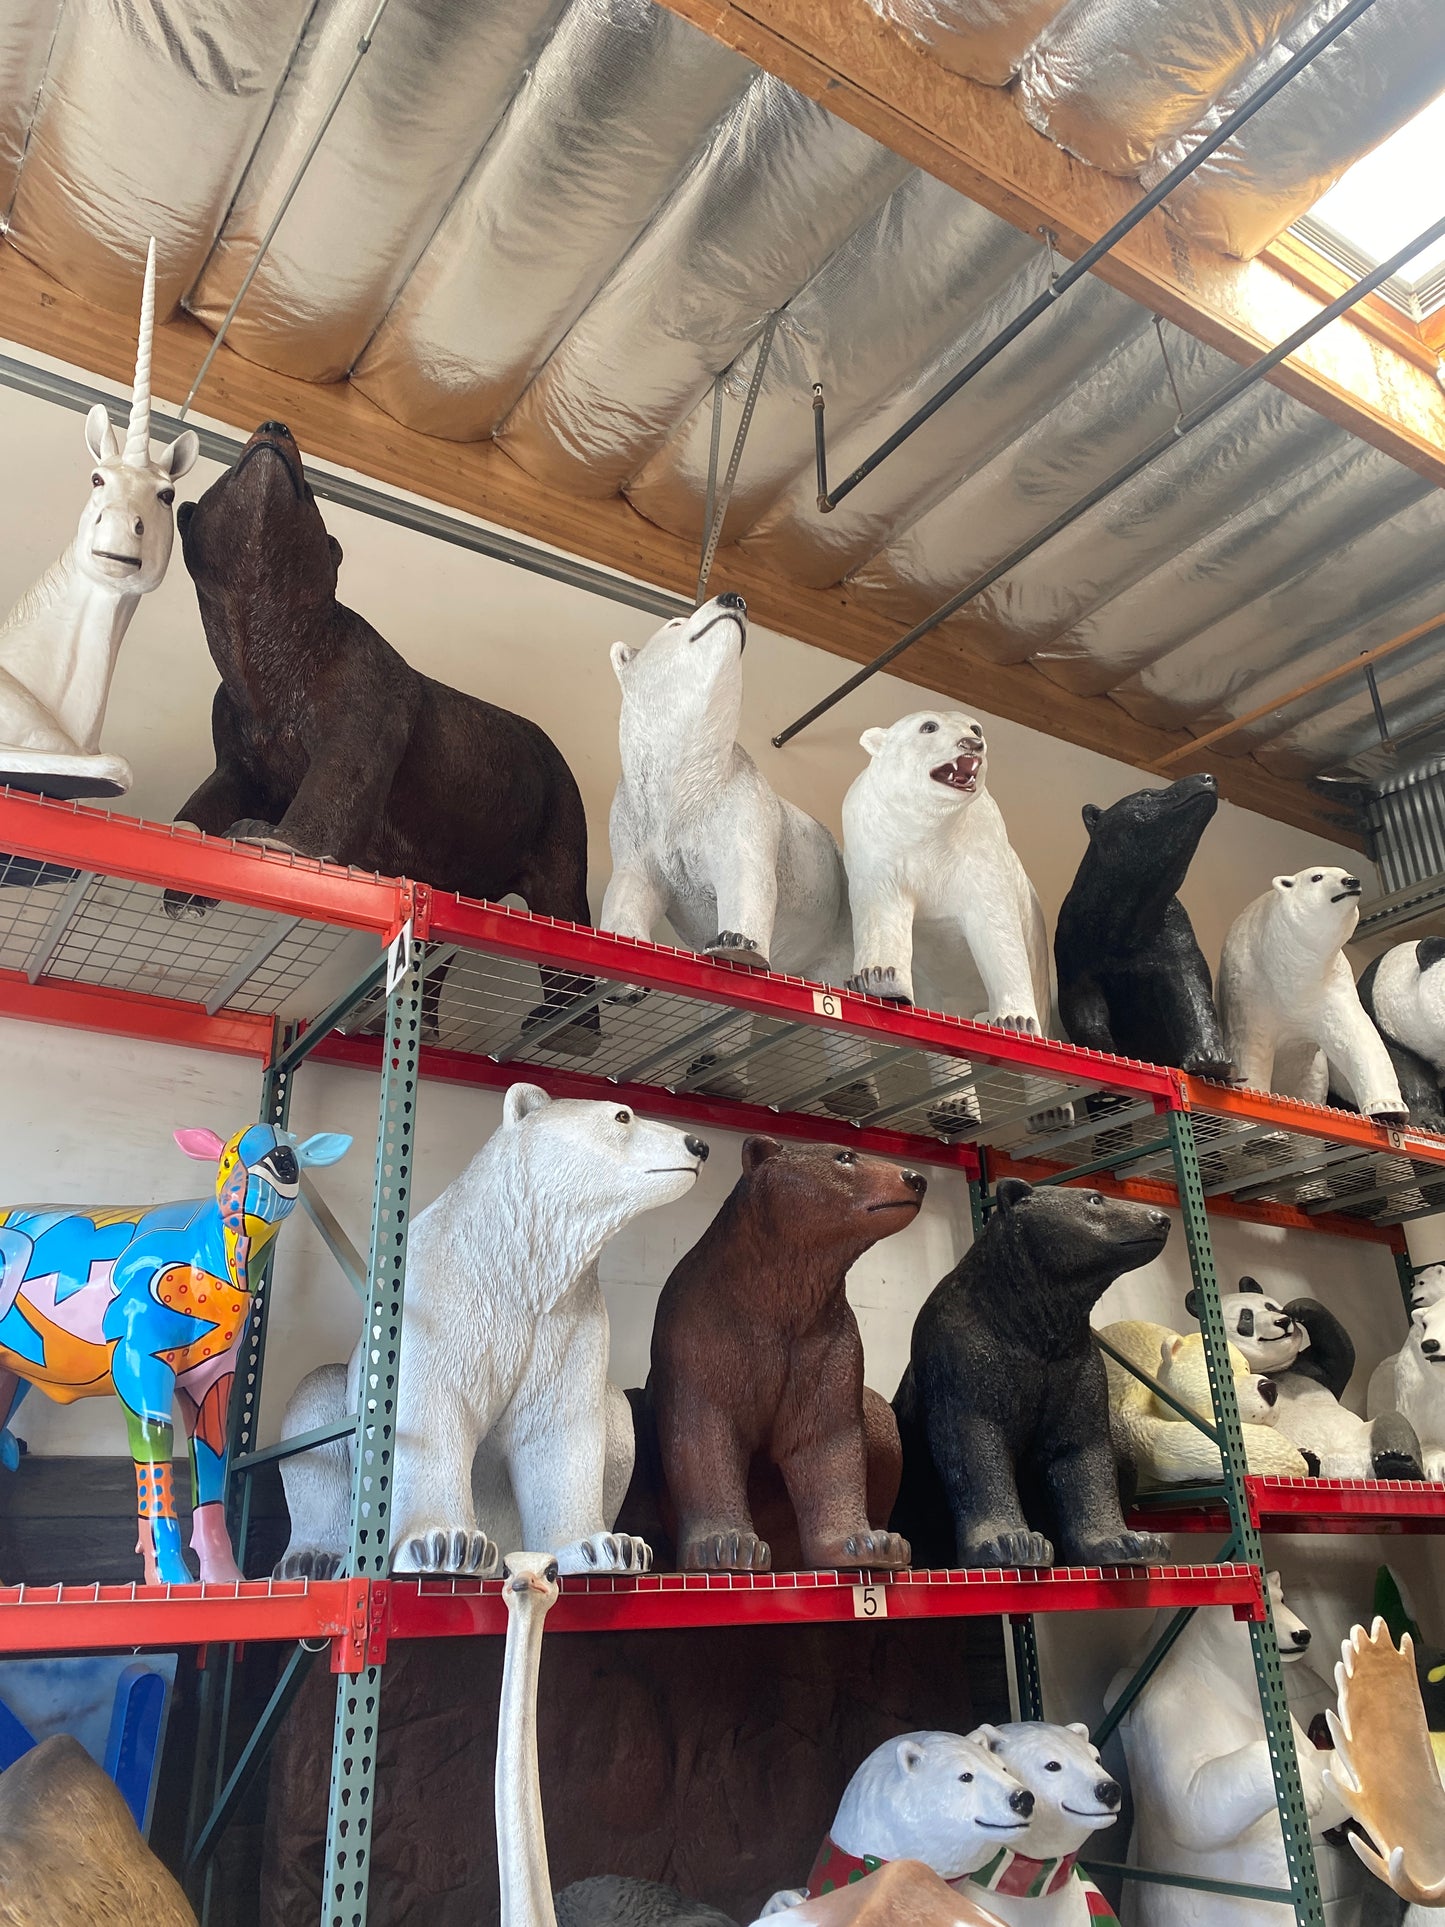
<box><xmin>840</xmin><ymin>710</ymin><xmax>1050</xmax><ymax>1033</ymax></box>
<box><xmin>1107</xmin><ymin>1573</ymin><xmax>1328</xmax><ymax>1927</ymax></box>
<box><xmin>757</xmin><ymin>1727</ymin><xmax>1035</xmax><ymax>1915</ymax></box>
<box><xmin>277</xmin><ymin>1088</ymin><xmax>709</xmax><ymax>1576</ymax></box>
<box><xmin>1366</xmin><ymin>1264</ymin><xmax>1445</xmax><ymax>1422</ymax></box>
<box><xmin>602</xmin><ymin>593</ymin><xmax>851</xmax><ymax>984</ymax></box>
<box><xmin>1216</xmin><ymin>868</ymin><xmax>1406</xmax><ymax>1122</ymax></box>
<box><xmin>1100</xmin><ymin>1321</ymin><xmax>1308</xmax><ymax>1485</ymax></box>
<box><xmin>1209</xmin><ymin>1281</ymin><xmax>1424</xmax><ymax>1482</ymax></box>
<box><xmin>1366</xmin><ymin>1293</ymin><xmax>1445</xmax><ymax>1484</ymax></box>
<box><xmin>971</xmin><ymin>1722</ymin><xmax>1123</xmax><ymax>1927</ymax></box>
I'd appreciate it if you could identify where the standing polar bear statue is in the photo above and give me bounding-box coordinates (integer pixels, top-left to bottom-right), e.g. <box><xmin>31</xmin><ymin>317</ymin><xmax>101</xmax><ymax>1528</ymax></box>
<box><xmin>1216</xmin><ymin>868</ymin><xmax>1406</xmax><ymax>1123</ymax></box>
<box><xmin>1107</xmin><ymin>1573</ymin><xmax>1332</xmax><ymax>1927</ymax></box>
<box><xmin>601</xmin><ymin>593</ymin><xmax>851</xmax><ymax>984</ymax></box>
<box><xmin>277</xmin><ymin>1088</ymin><xmax>709</xmax><ymax>1576</ymax></box>
<box><xmin>841</xmin><ymin>710</ymin><xmax>1050</xmax><ymax>1033</ymax></box>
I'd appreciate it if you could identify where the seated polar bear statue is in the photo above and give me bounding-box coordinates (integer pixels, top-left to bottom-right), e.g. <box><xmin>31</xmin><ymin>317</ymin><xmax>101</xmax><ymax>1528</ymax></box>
<box><xmin>1106</xmin><ymin>1574</ymin><xmax>1330</xmax><ymax>1927</ymax></box>
<box><xmin>1366</xmin><ymin>1291</ymin><xmax>1445</xmax><ymax>1484</ymax></box>
<box><xmin>277</xmin><ymin>1087</ymin><xmax>708</xmax><ymax>1576</ymax></box>
<box><xmin>1217</xmin><ymin>867</ymin><xmax>1405</xmax><ymax>1122</ymax></box>
<box><xmin>841</xmin><ymin>710</ymin><xmax>1050</xmax><ymax>1033</ymax></box>
<box><xmin>1100</xmin><ymin>1320</ymin><xmax>1308</xmax><ymax>1485</ymax></box>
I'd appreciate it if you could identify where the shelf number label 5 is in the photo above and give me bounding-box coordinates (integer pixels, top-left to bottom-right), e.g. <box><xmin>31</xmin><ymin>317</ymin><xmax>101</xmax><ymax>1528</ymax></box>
<box><xmin>853</xmin><ymin>1584</ymin><xmax>887</xmax><ymax>1619</ymax></box>
<box><xmin>813</xmin><ymin>990</ymin><xmax>842</xmax><ymax>1019</ymax></box>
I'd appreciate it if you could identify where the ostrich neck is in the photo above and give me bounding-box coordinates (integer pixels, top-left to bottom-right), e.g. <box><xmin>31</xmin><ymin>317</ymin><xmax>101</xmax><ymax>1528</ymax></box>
<box><xmin>497</xmin><ymin>1593</ymin><xmax>558</xmax><ymax>1927</ymax></box>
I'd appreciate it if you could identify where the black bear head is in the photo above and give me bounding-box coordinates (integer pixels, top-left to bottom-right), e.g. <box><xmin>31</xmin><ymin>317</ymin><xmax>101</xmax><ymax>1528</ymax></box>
<box><xmin>987</xmin><ymin>1178</ymin><xmax>1170</xmax><ymax>1314</ymax></box>
<box><xmin>178</xmin><ymin>420</ymin><xmax>344</xmax><ymax>603</ymax></box>
<box><xmin>1079</xmin><ymin>773</ymin><xmax>1218</xmax><ymax>904</ymax></box>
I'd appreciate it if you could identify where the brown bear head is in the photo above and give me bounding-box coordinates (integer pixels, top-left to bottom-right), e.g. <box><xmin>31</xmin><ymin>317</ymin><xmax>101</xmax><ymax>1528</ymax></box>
<box><xmin>177</xmin><ymin>420</ymin><xmax>343</xmax><ymax>607</ymax></box>
<box><xmin>739</xmin><ymin>1136</ymin><xmax>926</xmax><ymax>1261</ymax></box>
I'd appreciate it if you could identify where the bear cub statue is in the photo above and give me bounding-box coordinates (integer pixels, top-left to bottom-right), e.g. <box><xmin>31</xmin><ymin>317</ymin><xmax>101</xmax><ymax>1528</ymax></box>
<box><xmin>1357</xmin><ymin>937</ymin><xmax>1445</xmax><ymax>1133</ymax></box>
<box><xmin>1209</xmin><ymin>1278</ymin><xmax>1424</xmax><ymax>1482</ymax></box>
<box><xmin>650</xmin><ymin>1137</ymin><xmax>924</xmax><ymax>1573</ymax></box>
<box><xmin>841</xmin><ymin>709</ymin><xmax>1051</xmax><ymax>1033</ymax></box>
<box><xmin>892</xmin><ymin>1179</ymin><xmax>1171</xmax><ymax>1570</ymax></box>
<box><xmin>1053</xmin><ymin>774</ymin><xmax>1231</xmax><ymax>1079</ymax></box>
<box><xmin>1217</xmin><ymin>866</ymin><xmax>1406</xmax><ymax>1122</ymax></box>
<box><xmin>278</xmin><ymin>1088</ymin><xmax>709</xmax><ymax>1577</ymax></box>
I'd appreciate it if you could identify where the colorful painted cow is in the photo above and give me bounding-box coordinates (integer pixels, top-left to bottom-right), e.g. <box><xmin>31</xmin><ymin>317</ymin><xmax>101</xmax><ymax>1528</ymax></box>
<box><xmin>0</xmin><ymin>1123</ymin><xmax>349</xmax><ymax>1585</ymax></box>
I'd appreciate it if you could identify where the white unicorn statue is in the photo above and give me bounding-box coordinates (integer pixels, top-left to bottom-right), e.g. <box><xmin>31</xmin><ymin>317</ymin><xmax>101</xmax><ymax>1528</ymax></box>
<box><xmin>0</xmin><ymin>238</ymin><xmax>198</xmax><ymax>798</ymax></box>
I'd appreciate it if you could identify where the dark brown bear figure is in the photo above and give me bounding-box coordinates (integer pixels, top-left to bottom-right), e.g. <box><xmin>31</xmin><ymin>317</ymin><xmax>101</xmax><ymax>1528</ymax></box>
<box><xmin>170</xmin><ymin>421</ymin><xmax>596</xmax><ymax>1044</ymax></box>
<box><xmin>650</xmin><ymin>1137</ymin><xmax>924</xmax><ymax>1573</ymax></box>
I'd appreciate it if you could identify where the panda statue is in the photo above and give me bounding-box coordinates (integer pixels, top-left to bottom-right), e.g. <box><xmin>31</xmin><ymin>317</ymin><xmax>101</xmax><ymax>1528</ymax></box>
<box><xmin>1357</xmin><ymin>938</ymin><xmax>1445</xmax><ymax>1134</ymax></box>
<box><xmin>1201</xmin><ymin>1279</ymin><xmax>1424</xmax><ymax>1482</ymax></box>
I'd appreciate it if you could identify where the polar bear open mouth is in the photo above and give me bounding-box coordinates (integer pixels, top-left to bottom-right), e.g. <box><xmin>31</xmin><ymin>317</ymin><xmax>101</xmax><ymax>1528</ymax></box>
<box><xmin>929</xmin><ymin>754</ymin><xmax>982</xmax><ymax>792</ymax></box>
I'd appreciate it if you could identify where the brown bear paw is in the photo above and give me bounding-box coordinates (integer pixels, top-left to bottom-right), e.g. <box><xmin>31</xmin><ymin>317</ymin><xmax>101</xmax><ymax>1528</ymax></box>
<box><xmin>811</xmin><ymin>1529</ymin><xmax>911</xmax><ymax>1570</ymax></box>
<box><xmin>969</xmin><ymin>1530</ymin><xmax>1053</xmax><ymax>1569</ymax></box>
<box><xmin>704</xmin><ymin>933</ymin><xmax>770</xmax><ymax>970</ymax></box>
<box><xmin>681</xmin><ymin>1529</ymin><xmax>772</xmax><ymax>1573</ymax></box>
<box><xmin>1068</xmin><ymin>1530</ymin><xmax>1168</xmax><ymax>1568</ymax></box>
<box><xmin>846</xmin><ymin>967</ymin><xmax>911</xmax><ymax>1003</ymax></box>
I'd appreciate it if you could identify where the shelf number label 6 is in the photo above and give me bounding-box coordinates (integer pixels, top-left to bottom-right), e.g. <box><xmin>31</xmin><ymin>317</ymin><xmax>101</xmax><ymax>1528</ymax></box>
<box><xmin>813</xmin><ymin>990</ymin><xmax>842</xmax><ymax>1019</ymax></box>
<box><xmin>853</xmin><ymin>1584</ymin><xmax>887</xmax><ymax>1619</ymax></box>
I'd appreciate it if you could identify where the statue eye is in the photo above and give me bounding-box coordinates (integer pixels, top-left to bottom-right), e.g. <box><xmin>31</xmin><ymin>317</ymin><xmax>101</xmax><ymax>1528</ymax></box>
<box><xmin>1045</xmin><ymin>1761</ymin><xmax>1062</xmax><ymax>1772</ymax></box>
<box><xmin>1087</xmin><ymin>1192</ymin><xmax>1104</xmax><ymax>1206</ymax></box>
<box><xmin>158</xmin><ymin>486</ymin><xmax>174</xmax><ymax>506</ymax></box>
<box><xmin>1310</xmin><ymin>872</ymin><xmax>1323</xmax><ymax>883</ymax></box>
<box><xmin>615</xmin><ymin>1109</ymin><xmax>631</xmax><ymax>1125</ymax></box>
<box><xmin>91</xmin><ymin>472</ymin><xmax>103</xmax><ymax>488</ymax></box>
<box><xmin>919</xmin><ymin>720</ymin><xmax>939</xmax><ymax>733</ymax></box>
<box><xmin>958</xmin><ymin>1771</ymin><xmax>973</xmax><ymax>1782</ymax></box>
<box><xmin>835</xmin><ymin>1150</ymin><xmax>857</xmax><ymax>1165</ymax></box>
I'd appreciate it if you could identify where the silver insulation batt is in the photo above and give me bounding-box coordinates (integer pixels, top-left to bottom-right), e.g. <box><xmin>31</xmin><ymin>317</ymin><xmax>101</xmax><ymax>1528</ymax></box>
<box><xmin>863</xmin><ymin>0</ymin><xmax>1071</xmax><ymax>85</ymax></box>
<box><xmin>0</xmin><ymin>0</ymin><xmax>59</xmax><ymax>222</ymax></box>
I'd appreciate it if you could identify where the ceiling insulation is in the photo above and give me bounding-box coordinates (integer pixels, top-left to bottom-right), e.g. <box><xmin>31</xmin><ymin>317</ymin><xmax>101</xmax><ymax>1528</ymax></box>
<box><xmin>0</xmin><ymin>0</ymin><xmax>1441</xmax><ymax>796</ymax></box>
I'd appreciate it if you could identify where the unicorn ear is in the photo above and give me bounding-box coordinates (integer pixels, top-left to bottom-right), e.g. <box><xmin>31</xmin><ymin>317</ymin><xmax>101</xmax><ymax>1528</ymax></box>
<box><xmin>297</xmin><ymin>1132</ymin><xmax>351</xmax><ymax>1167</ymax></box>
<box><xmin>85</xmin><ymin>405</ymin><xmax>120</xmax><ymax>463</ymax></box>
<box><xmin>175</xmin><ymin>1127</ymin><xmax>227</xmax><ymax>1161</ymax></box>
<box><xmin>158</xmin><ymin>429</ymin><xmax>199</xmax><ymax>479</ymax></box>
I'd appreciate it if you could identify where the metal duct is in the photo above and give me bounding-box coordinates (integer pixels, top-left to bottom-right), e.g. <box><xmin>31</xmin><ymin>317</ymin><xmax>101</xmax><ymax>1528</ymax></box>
<box><xmin>1015</xmin><ymin>0</ymin><xmax>1317</xmax><ymax>175</ymax></box>
<box><xmin>5</xmin><ymin>0</ymin><xmax>312</xmax><ymax>315</ymax></box>
<box><xmin>741</xmin><ymin>272</ymin><xmax>1143</xmax><ymax>590</ymax></box>
<box><xmin>0</xmin><ymin>0</ymin><xmax>59</xmax><ymax>222</ymax></box>
<box><xmin>625</xmin><ymin>175</ymin><xmax>1045</xmax><ymax>560</ymax></box>
<box><xmin>1038</xmin><ymin>431</ymin><xmax>1422</xmax><ymax>695</ymax></box>
<box><xmin>352</xmin><ymin>0</ymin><xmax>750</xmax><ymax>440</ymax></box>
<box><xmin>188</xmin><ymin>0</ymin><xmax>566</xmax><ymax>383</ymax></box>
<box><xmin>1114</xmin><ymin>486</ymin><xmax>1445</xmax><ymax>733</ymax></box>
<box><xmin>849</xmin><ymin>319</ymin><xmax>1229</xmax><ymax>658</ymax></box>
<box><xmin>497</xmin><ymin>76</ymin><xmax>911</xmax><ymax>499</ymax></box>
<box><xmin>864</xmin><ymin>0</ymin><xmax>1071</xmax><ymax>85</ymax></box>
<box><xmin>1148</xmin><ymin>0</ymin><xmax>1445</xmax><ymax>259</ymax></box>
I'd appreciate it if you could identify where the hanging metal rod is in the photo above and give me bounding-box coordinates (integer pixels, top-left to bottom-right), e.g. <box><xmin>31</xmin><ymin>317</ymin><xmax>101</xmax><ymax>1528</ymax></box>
<box><xmin>696</xmin><ymin>311</ymin><xmax>780</xmax><ymax>602</ymax></box>
<box><xmin>811</xmin><ymin>0</ymin><xmax>1382</xmax><ymax>514</ymax></box>
<box><xmin>775</xmin><ymin>204</ymin><xmax>1445</xmax><ymax>747</ymax></box>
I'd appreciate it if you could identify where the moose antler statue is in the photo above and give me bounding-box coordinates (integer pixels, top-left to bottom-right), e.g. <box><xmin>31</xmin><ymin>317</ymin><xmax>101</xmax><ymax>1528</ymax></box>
<box><xmin>1326</xmin><ymin>1618</ymin><xmax>1445</xmax><ymax>1904</ymax></box>
<box><xmin>0</xmin><ymin>238</ymin><xmax>197</xmax><ymax>799</ymax></box>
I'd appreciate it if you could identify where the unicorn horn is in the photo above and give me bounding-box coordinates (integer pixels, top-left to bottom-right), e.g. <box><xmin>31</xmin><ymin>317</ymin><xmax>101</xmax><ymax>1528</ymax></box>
<box><xmin>123</xmin><ymin>237</ymin><xmax>157</xmax><ymax>469</ymax></box>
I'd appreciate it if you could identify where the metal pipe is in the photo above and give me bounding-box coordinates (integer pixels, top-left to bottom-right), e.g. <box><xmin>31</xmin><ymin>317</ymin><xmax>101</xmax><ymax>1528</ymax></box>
<box><xmin>1081</xmin><ymin>1863</ymin><xmax>1291</xmax><ymax>1905</ymax></box>
<box><xmin>1092</xmin><ymin>1331</ymin><xmax>1219</xmax><ymax>1444</ymax></box>
<box><xmin>812</xmin><ymin>384</ymin><xmax>828</xmax><ymax>511</ymax></box>
<box><xmin>775</xmin><ymin>204</ymin><xmax>1445</xmax><ymax>747</ymax></box>
<box><xmin>814</xmin><ymin>0</ymin><xmax>1382</xmax><ymax>514</ymax></box>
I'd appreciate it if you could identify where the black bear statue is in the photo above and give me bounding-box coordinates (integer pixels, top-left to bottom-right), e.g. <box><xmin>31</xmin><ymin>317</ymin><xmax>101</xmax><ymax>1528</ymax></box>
<box><xmin>1053</xmin><ymin>773</ymin><xmax>1231</xmax><ymax>1080</ymax></box>
<box><xmin>893</xmin><ymin>1178</ymin><xmax>1172</xmax><ymax>1569</ymax></box>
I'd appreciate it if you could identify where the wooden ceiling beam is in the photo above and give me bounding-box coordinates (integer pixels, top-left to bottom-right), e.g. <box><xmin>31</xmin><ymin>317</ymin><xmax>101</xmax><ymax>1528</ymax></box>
<box><xmin>0</xmin><ymin>248</ymin><xmax>1357</xmax><ymax>846</ymax></box>
<box><xmin>658</xmin><ymin>0</ymin><xmax>1445</xmax><ymax>491</ymax></box>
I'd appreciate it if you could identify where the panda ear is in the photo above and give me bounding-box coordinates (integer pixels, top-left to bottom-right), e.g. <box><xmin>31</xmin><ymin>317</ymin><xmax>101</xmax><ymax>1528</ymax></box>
<box><xmin>896</xmin><ymin>1739</ymin><xmax>925</xmax><ymax>1774</ymax></box>
<box><xmin>1417</xmin><ymin>937</ymin><xmax>1445</xmax><ymax>974</ymax></box>
<box><xmin>1183</xmin><ymin>1288</ymin><xmax>1200</xmax><ymax>1318</ymax></box>
<box><xmin>1082</xmin><ymin>803</ymin><xmax>1101</xmax><ymax>834</ymax></box>
<box><xmin>859</xmin><ymin>727</ymin><xmax>888</xmax><ymax>757</ymax></box>
<box><xmin>504</xmin><ymin>1083</ymin><xmax>550</xmax><ymax>1126</ymax></box>
<box><xmin>994</xmin><ymin>1178</ymin><xmax>1032</xmax><ymax>1210</ymax></box>
<box><xmin>1272</xmin><ymin>874</ymin><xmax>1296</xmax><ymax>893</ymax></box>
<box><xmin>1238</xmin><ymin>1277</ymin><xmax>1264</xmax><ymax>1295</ymax></box>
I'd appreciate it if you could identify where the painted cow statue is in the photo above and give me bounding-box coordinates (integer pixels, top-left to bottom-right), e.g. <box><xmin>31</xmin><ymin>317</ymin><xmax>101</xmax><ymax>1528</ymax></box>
<box><xmin>0</xmin><ymin>1122</ymin><xmax>349</xmax><ymax>1584</ymax></box>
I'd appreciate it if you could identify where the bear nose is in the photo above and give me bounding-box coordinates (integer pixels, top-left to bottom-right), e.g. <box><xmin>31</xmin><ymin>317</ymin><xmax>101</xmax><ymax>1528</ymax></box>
<box><xmin>715</xmin><ymin>591</ymin><xmax>745</xmax><ymax>612</ymax></box>
<box><xmin>1009</xmin><ymin>1789</ymin><xmax>1034</xmax><ymax>1816</ymax></box>
<box><xmin>1258</xmin><ymin>1379</ymin><xmax>1278</xmax><ymax>1408</ymax></box>
<box><xmin>1424</xmin><ymin>1338</ymin><xmax>1441</xmax><ymax>1355</ymax></box>
<box><xmin>684</xmin><ymin>1136</ymin><xmax>709</xmax><ymax>1162</ymax></box>
<box><xmin>258</xmin><ymin>420</ymin><xmax>292</xmax><ymax>439</ymax></box>
<box><xmin>1291</xmin><ymin>1627</ymin><xmax>1311</xmax><ymax>1648</ymax></box>
<box><xmin>901</xmin><ymin>1170</ymin><xmax>926</xmax><ymax>1195</ymax></box>
<box><xmin>1097</xmin><ymin>1780</ymin><xmax>1121</xmax><ymax>1809</ymax></box>
<box><xmin>1147</xmin><ymin>1210</ymin><xmax>1169</xmax><ymax>1232</ymax></box>
<box><xmin>1341</xmin><ymin>875</ymin><xmax>1360</xmax><ymax>890</ymax></box>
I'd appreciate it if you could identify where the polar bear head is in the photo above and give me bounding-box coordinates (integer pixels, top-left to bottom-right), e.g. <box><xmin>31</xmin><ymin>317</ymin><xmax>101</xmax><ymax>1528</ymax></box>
<box><xmin>610</xmin><ymin>592</ymin><xmax>748</xmax><ymax>739</ymax></box>
<box><xmin>857</xmin><ymin>710</ymin><xmax>990</xmax><ymax>815</ymax></box>
<box><xmin>1156</xmin><ymin>1330</ymin><xmax>1281</xmax><ymax>1426</ymax></box>
<box><xmin>1408</xmin><ymin>1291</ymin><xmax>1445</xmax><ymax>1368</ymax></box>
<box><xmin>1267</xmin><ymin>865</ymin><xmax>1364</xmax><ymax>951</ymax></box>
<box><xmin>1266</xmin><ymin>1571</ymin><xmax>1312</xmax><ymax>1657</ymax></box>
<box><xmin>829</xmin><ymin>1729</ymin><xmax>1034</xmax><ymax>1878</ymax></box>
<box><xmin>1193</xmin><ymin>1277</ymin><xmax>1307</xmax><ymax>1375</ymax></box>
<box><xmin>477</xmin><ymin>1086</ymin><xmax>709</xmax><ymax>1303</ymax></box>
<box><xmin>1409</xmin><ymin>1262</ymin><xmax>1445</xmax><ymax>1312</ymax></box>
<box><xmin>979</xmin><ymin>1722</ymin><xmax>1120</xmax><ymax>1859</ymax></box>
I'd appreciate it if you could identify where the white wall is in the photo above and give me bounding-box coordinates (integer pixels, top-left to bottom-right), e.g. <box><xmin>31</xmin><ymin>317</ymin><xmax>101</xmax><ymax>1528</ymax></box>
<box><xmin>0</xmin><ymin>360</ymin><xmax>1438</xmax><ymax>1718</ymax></box>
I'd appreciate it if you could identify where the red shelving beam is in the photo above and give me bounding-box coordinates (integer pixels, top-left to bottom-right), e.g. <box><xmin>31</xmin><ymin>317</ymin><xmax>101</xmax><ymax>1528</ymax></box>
<box><xmin>0</xmin><ymin>1577</ymin><xmax>361</xmax><ymax>1655</ymax></box>
<box><xmin>1133</xmin><ymin>1476</ymin><xmax>1445</xmax><ymax>1535</ymax></box>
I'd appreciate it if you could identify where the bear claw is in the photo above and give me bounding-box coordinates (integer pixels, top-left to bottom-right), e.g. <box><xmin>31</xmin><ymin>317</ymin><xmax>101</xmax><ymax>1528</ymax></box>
<box><xmin>1070</xmin><ymin>1531</ymin><xmax>1169</xmax><ymax>1567</ymax></box>
<box><xmin>822</xmin><ymin>1078</ymin><xmax>881</xmax><ymax>1120</ymax></box>
<box><xmin>705</xmin><ymin>933</ymin><xmax>770</xmax><ymax>970</ymax></box>
<box><xmin>817</xmin><ymin>1529</ymin><xmax>911</xmax><ymax>1570</ymax></box>
<box><xmin>1182</xmin><ymin>1051</ymin><xmax>1235</xmax><ymax>1081</ymax></box>
<box><xmin>560</xmin><ymin>1532</ymin><xmax>652</xmax><ymax>1575</ymax></box>
<box><xmin>394</xmin><ymin>1527</ymin><xmax>499</xmax><ymax>1577</ymax></box>
<box><xmin>969</xmin><ymin>1530</ymin><xmax>1054</xmax><ymax>1569</ymax></box>
<box><xmin>846</xmin><ymin>967</ymin><xmax>911</xmax><ymax>1003</ymax></box>
<box><xmin>274</xmin><ymin>1546</ymin><xmax>343</xmax><ymax>1582</ymax></box>
<box><xmin>682</xmin><ymin>1529</ymin><xmax>771</xmax><ymax>1573</ymax></box>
